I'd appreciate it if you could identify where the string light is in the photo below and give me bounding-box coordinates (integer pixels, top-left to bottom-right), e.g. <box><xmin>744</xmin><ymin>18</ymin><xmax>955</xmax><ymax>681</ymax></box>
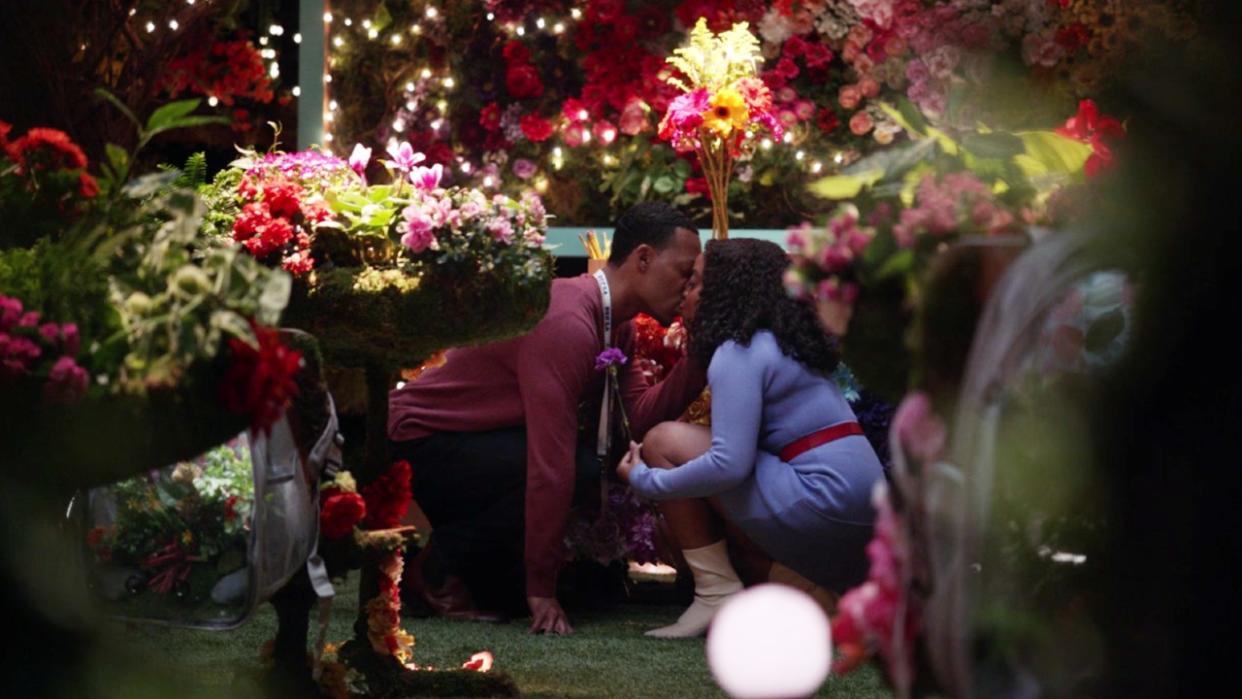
<box><xmin>129</xmin><ymin>8</ymin><xmax>136</xmax><ymax>16</ymax></box>
<box><xmin>782</xmin><ymin>132</ymin><xmax>794</xmax><ymax>144</ymax></box>
<box><xmin>393</xmin><ymin>118</ymin><xmax>407</xmax><ymax>132</ymax></box>
<box><xmin>324</xmin><ymin>74</ymin><xmax>332</xmax><ymax>83</ymax></box>
<box><xmin>430</xmin><ymin>119</ymin><xmax>443</xmax><ymax>130</ymax></box>
<box><xmin>293</xmin><ymin>32</ymin><xmax>302</xmax><ymax>43</ymax></box>
<box><xmin>344</xmin><ymin>18</ymin><xmax>353</xmax><ymax>26</ymax></box>
<box><xmin>811</xmin><ymin>161</ymin><xmax>823</xmax><ymax>173</ymax></box>
<box><xmin>323</xmin><ymin>12</ymin><xmax>332</xmax><ymax>23</ymax></box>
<box><xmin>368</xmin><ymin>28</ymin><xmax>379</xmax><ymax>39</ymax></box>
<box><xmin>436</xmin><ymin>99</ymin><xmax>448</xmax><ymax>112</ymax></box>
<box><xmin>186</xmin><ymin>0</ymin><xmax>196</xmax><ymax>4</ymax></box>
<box><xmin>406</xmin><ymin>100</ymin><xmax>417</xmax><ymax>111</ymax></box>
<box><xmin>483</xmin><ymin>175</ymin><xmax>495</xmax><ymax>187</ymax></box>
<box><xmin>324</xmin><ymin>111</ymin><xmax>334</xmax><ymax>122</ymax></box>
<box><xmin>516</xmin><ymin>26</ymin><xmax>526</xmax><ymax>36</ymax></box>
<box><xmin>426</xmin><ymin>6</ymin><xmax>439</xmax><ymax>19</ymax></box>
<box><xmin>269</xmin><ymin>62</ymin><xmax>279</xmax><ymax>78</ymax></box>
<box><xmin>292</xmin><ymin>86</ymin><xmax>301</xmax><ymax>97</ymax></box>
<box><xmin>208</xmin><ymin>96</ymin><xmax>219</xmax><ymax>107</ymax></box>
<box><xmin>582</xmin><ymin>130</ymin><xmax>592</xmax><ymax>144</ymax></box>
<box><xmin>487</xmin><ymin>12</ymin><xmax>495</xmax><ymax>21</ymax></box>
<box><xmin>571</xmin><ymin>8</ymin><xmax>582</xmax><ymax>20</ymax></box>
<box><xmin>761</xmin><ymin>138</ymin><xmax>773</xmax><ymax>150</ymax></box>
<box><xmin>269</xmin><ymin>24</ymin><xmax>284</xmax><ymax>36</ymax></box>
<box><xmin>578</xmin><ymin>109</ymin><xmax>589</xmax><ymax>120</ymax></box>
<box><xmin>330</xmin><ymin>100</ymin><xmax>339</xmax><ymax>111</ymax></box>
<box><xmin>421</xmin><ymin>68</ymin><xmax>432</xmax><ymax>79</ymax></box>
<box><xmin>362</xmin><ymin>19</ymin><xmax>372</xmax><ymax>29</ymax></box>
<box><xmin>260</xmin><ymin>36</ymin><xmax>269</xmax><ymax>46</ymax></box>
<box><xmin>324</xmin><ymin>133</ymin><xmax>334</xmax><ymax>142</ymax></box>
<box><xmin>460</xmin><ymin>162</ymin><xmax>472</xmax><ymax>173</ymax></box>
<box><xmin>554</xmin><ymin>22</ymin><xmax>566</xmax><ymax>34</ymax></box>
<box><xmin>145</xmin><ymin>21</ymin><xmax>155</xmax><ymax>33</ymax></box>
<box><xmin>833</xmin><ymin>153</ymin><xmax>844</xmax><ymax>164</ymax></box>
<box><xmin>536</xmin><ymin>17</ymin><xmax>546</xmax><ymax>29</ymax></box>
<box><xmin>333</xmin><ymin>37</ymin><xmax>344</xmax><ymax>48</ymax></box>
<box><xmin>406</xmin><ymin>81</ymin><xmax>416</xmax><ymax>92</ymax></box>
<box><xmin>391</xmin><ymin>34</ymin><xmax>402</xmax><ymax>45</ymax></box>
<box><xmin>443</xmin><ymin>77</ymin><xmax>455</xmax><ymax>89</ymax></box>
<box><xmin>168</xmin><ymin>19</ymin><xmax>179</xmax><ymax>30</ymax></box>
<box><xmin>795</xmin><ymin>150</ymin><xmax>805</xmax><ymax>161</ymax></box>
<box><xmin>411</xmin><ymin>23</ymin><xmax>422</xmax><ymax>34</ymax></box>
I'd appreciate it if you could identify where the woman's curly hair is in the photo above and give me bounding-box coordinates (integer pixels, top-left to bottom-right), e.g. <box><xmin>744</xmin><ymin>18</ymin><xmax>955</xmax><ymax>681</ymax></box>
<box><xmin>688</xmin><ymin>238</ymin><xmax>839</xmax><ymax>375</ymax></box>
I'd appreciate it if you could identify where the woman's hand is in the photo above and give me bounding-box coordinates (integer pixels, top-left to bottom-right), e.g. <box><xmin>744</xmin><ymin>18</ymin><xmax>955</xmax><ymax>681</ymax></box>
<box><xmin>615</xmin><ymin>441</ymin><xmax>642</xmax><ymax>484</ymax></box>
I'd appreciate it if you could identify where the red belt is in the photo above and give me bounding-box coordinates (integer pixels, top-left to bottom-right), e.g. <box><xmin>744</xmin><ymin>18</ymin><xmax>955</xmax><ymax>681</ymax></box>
<box><xmin>779</xmin><ymin>422</ymin><xmax>864</xmax><ymax>462</ymax></box>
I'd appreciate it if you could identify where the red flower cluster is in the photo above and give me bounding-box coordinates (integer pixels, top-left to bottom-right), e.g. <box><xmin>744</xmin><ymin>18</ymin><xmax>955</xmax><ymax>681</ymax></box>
<box><xmin>320</xmin><ymin>489</ymin><xmax>367</xmax><ymax>539</ymax></box>
<box><xmin>232</xmin><ymin>176</ymin><xmax>323</xmax><ymax>275</ymax></box>
<box><xmin>1</xmin><ymin>121</ymin><xmax>99</xmax><ymax>199</ymax></box>
<box><xmin>162</xmin><ymin>34</ymin><xmax>274</xmax><ymax>131</ymax></box>
<box><xmin>361</xmin><ymin>460</ymin><xmax>412</xmax><ymax>530</ymax></box>
<box><xmin>218</xmin><ymin>323</ymin><xmax>302</xmax><ymax>434</ymax></box>
<box><xmin>630</xmin><ymin>313</ymin><xmax>687</xmax><ymax>382</ymax></box>
<box><xmin>504</xmin><ymin>39</ymin><xmax>544</xmax><ymax>100</ymax></box>
<box><xmin>1056</xmin><ymin>99</ymin><xmax>1125</xmax><ymax>177</ymax></box>
<box><xmin>519</xmin><ymin>113</ymin><xmax>554</xmax><ymax>142</ymax></box>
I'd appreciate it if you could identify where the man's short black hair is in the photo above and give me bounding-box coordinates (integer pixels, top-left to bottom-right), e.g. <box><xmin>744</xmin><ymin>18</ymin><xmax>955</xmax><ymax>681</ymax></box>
<box><xmin>608</xmin><ymin>201</ymin><xmax>698</xmax><ymax>266</ymax></box>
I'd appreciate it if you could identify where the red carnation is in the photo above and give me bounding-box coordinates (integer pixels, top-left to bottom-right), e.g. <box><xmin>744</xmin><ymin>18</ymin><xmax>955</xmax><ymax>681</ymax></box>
<box><xmin>218</xmin><ymin>323</ymin><xmax>302</xmax><ymax>434</ymax></box>
<box><xmin>320</xmin><ymin>490</ymin><xmax>367</xmax><ymax>539</ymax></box>
<box><xmin>361</xmin><ymin>460</ymin><xmax>413</xmax><ymax>530</ymax></box>
<box><xmin>12</xmin><ymin>128</ymin><xmax>88</xmax><ymax>173</ymax></box>
<box><xmin>519</xmin><ymin>114</ymin><xmax>555</xmax><ymax>142</ymax></box>
<box><xmin>232</xmin><ymin>202</ymin><xmax>269</xmax><ymax>242</ymax></box>
<box><xmin>479</xmin><ymin>102</ymin><xmax>502</xmax><ymax>131</ymax></box>
<box><xmin>506</xmin><ymin>63</ymin><xmax>544</xmax><ymax>99</ymax></box>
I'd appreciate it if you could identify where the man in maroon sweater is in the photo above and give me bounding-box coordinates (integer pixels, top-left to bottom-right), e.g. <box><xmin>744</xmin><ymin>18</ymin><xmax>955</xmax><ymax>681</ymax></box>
<box><xmin>389</xmin><ymin>202</ymin><xmax>707</xmax><ymax>634</ymax></box>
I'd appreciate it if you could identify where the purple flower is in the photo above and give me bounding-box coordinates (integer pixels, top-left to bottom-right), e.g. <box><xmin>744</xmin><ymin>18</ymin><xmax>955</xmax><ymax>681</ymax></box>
<box><xmin>348</xmin><ymin>144</ymin><xmax>371</xmax><ymax>180</ymax></box>
<box><xmin>594</xmin><ymin>347</ymin><xmax>629</xmax><ymax>371</ymax></box>
<box><xmin>512</xmin><ymin>158</ymin><xmax>537</xmax><ymax>180</ymax></box>
<box><xmin>401</xmin><ymin>205</ymin><xmax>436</xmax><ymax>253</ymax></box>
<box><xmin>385</xmin><ymin>141</ymin><xmax>425</xmax><ymax>172</ymax></box>
<box><xmin>486</xmin><ymin>217</ymin><xmax>514</xmax><ymax>244</ymax></box>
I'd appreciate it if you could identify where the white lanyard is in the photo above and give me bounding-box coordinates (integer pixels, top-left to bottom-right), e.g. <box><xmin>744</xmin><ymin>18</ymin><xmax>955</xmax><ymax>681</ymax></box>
<box><xmin>592</xmin><ymin>270</ymin><xmax>614</xmax><ymax>463</ymax></box>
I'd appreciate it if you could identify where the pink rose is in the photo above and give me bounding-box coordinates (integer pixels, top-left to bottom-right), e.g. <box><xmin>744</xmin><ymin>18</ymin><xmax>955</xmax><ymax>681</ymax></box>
<box><xmin>839</xmin><ymin>85</ymin><xmax>862</xmax><ymax>110</ymax></box>
<box><xmin>849</xmin><ymin>110</ymin><xmax>875</xmax><ymax>135</ymax></box>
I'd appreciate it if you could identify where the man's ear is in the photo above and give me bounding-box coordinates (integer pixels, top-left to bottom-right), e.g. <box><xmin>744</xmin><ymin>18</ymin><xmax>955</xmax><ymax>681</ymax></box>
<box><xmin>635</xmin><ymin>244</ymin><xmax>652</xmax><ymax>273</ymax></box>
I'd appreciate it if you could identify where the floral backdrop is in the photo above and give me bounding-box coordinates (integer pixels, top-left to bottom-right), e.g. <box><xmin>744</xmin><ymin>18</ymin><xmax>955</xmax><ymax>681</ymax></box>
<box><xmin>322</xmin><ymin>0</ymin><xmax>1193</xmax><ymax>226</ymax></box>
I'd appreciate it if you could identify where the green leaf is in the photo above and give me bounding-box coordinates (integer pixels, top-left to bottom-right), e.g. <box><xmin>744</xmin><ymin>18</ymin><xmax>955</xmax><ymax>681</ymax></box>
<box><xmin>95</xmin><ymin>88</ymin><xmax>140</xmax><ymax>128</ymax></box>
<box><xmin>145</xmin><ymin>115</ymin><xmax>229</xmax><ymax>140</ymax></box>
<box><xmin>875</xmin><ymin>248</ymin><xmax>916</xmax><ymax>279</ymax></box>
<box><xmin>673</xmin><ymin>160</ymin><xmax>692</xmax><ymax>179</ymax></box>
<box><xmin>807</xmin><ymin>169</ymin><xmax>884</xmax><ymax>200</ymax></box>
<box><xmin>653</xmin><ymin>176</ymin><xmax>675</xmax><ymax>194</ymax></box>
<box><xmin>893</xmin><ymin>97</ymin><xmax>930</xmax><ymax>135</ymax></box>
<box><xmin>211</xmin><ymin>309</ymin><xmax>253</xmax><ymax>343</ymax></box>
<box><xmin>258</xmin><ymin>272</ymin><xmax>292</xmax><ymax>322</ymax></box>
<box><xmin>1013</xmin><ymin>130</ymin><xmax>1093</xmax><ymax>177</ymax></box>
<box><xmin>146</xmin><ymin>99</ymin><xmax>201</xmax><ymax>133</ymax></box>
<box><xmin>105</xmin><ymin>143</ymin><xmax>130</xmax><ymax>176</ymax></box>
<box><xmin>961</xmin><ymin>131</ymin><xmax>1025</xmax><ymax>159</ymax></box>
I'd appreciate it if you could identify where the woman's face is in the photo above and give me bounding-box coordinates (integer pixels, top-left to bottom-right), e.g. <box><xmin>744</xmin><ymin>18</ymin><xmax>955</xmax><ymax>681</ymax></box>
<box><xmin>679</xmin><ymin>253</ymin><xmax>705</xmax><ymax>325</ymax></box>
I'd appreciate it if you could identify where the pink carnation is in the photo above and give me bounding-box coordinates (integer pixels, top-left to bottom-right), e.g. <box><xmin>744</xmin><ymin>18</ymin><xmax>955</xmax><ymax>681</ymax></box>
<box><xmin>43</xmin><ymin>355</ymin><xmax>89</xmax><ymax>404</ymax></box>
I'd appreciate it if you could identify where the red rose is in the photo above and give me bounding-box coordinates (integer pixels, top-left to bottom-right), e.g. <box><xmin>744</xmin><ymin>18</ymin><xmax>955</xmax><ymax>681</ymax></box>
<box><xmin>506</xmin><ymin>64</ymin><xmax>544</xmax><ymax>100</ymax></box>
<box><xmin>479</xmin><ymin>102</ymin><xmax>502</xmax><ymax>131</ymax></box>
<box><xmin>519</xmin><ymin>114</ymin><xmax>554</xmax><ymax>142</ymax></box>
<box><xmin>816</xmin><ymin>107</ymin><xmax>841</xmax><ymax>133</ymax></box>
<box><xmin>320</xmin><ymin>490</ymin><xmax>367</xmax><ymax>539</ymax></box>
<box><xmin>502</xmin><ymin>40</ymin><xmax>530</xmax><ymax>65</ymax></box>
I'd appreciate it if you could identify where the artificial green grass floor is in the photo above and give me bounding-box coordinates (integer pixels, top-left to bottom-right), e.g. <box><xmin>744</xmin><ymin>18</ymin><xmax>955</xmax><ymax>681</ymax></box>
<box><xmin>112</xmin><ymin>575</ymin><xmax>893</xmax><ymax>698</ymax></box>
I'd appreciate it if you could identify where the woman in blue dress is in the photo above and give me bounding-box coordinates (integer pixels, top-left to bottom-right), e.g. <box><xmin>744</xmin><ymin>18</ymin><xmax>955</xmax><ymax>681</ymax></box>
<box><xmin>618</xmin><ymin>238</ymin><xmax>884</xmax><ymax>637</ymax></box>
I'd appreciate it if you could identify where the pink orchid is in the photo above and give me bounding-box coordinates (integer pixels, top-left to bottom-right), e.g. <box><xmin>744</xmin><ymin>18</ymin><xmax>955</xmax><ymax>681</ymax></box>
<box><xmin>349</xmin><ymin>144</ymin><xmax>372</xmax><ymax>180</ymax></box>
<box><xmin>410</xmin><ymin>163</ymin><xmax>443</xmax><ymax>191</ymax></box>
<box><xmin>385</xmin><ymin>141</ymin><xmax>425</xmax><ymax>172</ymax></box>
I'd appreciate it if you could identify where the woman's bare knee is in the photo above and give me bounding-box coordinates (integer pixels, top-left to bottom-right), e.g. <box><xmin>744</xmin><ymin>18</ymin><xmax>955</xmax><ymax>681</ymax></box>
<box><xmin>641</xmin><ymin>422</ymin><xmax>711</xmax><ymax>469</ymax></box>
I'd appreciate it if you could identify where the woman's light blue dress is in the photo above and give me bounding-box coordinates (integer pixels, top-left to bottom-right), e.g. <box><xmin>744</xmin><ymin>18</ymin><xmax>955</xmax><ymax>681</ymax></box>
<box><xmin>628</xmin><ymin>331</ymin><xmax>884</xmax><ymax>591</ymax></box>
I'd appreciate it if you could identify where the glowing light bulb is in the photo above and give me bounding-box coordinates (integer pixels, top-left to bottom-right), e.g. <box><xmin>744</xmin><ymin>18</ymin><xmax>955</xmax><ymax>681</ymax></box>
<box><xmin>294</xmin><ymin>33</ymin><xmax>302</xmax><ymax>43</ymax></box>
<box><xmin>362</xmin><ymin>19</ymin><xmax>372</xmax><ymax>29</ymax></box>
<box><xmin>811</xmin><ymin>161</ymin><xmax>822</xmax><ymax>173</ymax></box>
<box><xmin>269</xmin><ymin>62</ymin><xmax>279</xmax><ymax>78</ymax></box>
<box><xmin>516</xmin><ymin>26</ymin><xmax>526</xmax><ymax>36</ymax></box>
<box><xmin>483</xmin><ymin>175</ymin><xmax>494</xmax><ymax>187</ymax></box>
<box><xmin>269</xmin><ymin>25</ymin><xmax>284</xmax><ymax>36</ymax></box>
<box><xmin>795</xmin><ymin>150</ymin><xmax>805</xmax><ymax>160</ymax></box>
<box><xmin>292</xmin><ymin>86</ymin><xmax>301</xmax><ymax>97</ymax></box>
<box><xmin>571</xmin><ymin>8</ymin><xmax>582</xmax><ymax>19</ymax></box>
<box><xmin>343</xmin><ymin>18</ymin><xmax>352</xmax><ymax>26</ymax></box>
<box><xmin>578</xmin><ymin>109</ymin><xmax>589</xmax><ymax>120</ymax></box>
<box><xmin>324</xmin><ymin>133</ymin><xmax>334</xmax><ymax>142</ymax></box>
<box><xmin>323</xmin><ymin>12</ymin><xmax>332</xmax><ymax>23</ymax></box>
<box><xmin>391</xmin><ymin>34</ymin><xmax>402</xmax><ymax>45</ymax></box>
<box><xmin>761</xmin><ymin>138</ymin><xmax>773</xmax><ymax>150</ymax></box>
<box><xmin>421</xmin><ymin>68</ymin><xmax>432</xmax><ymax>79</ymax></box>
<box><xmin>393</xmin><ymin>119</ymin><xmax>406</xmax><ymax>132</ymax></box>
<box><xmin>260</xmin><ymin>36</ymin><xmax>269</xmax><ymax>46</ymax></box>
<box><xmin>834</xmin><ymin>153</ymin><xmax>844</xmax><ymax>164</ymax></box>
<box><xmin>582</xmin><ymin>130</ymin><xmax>592</xmax><ymax>144</ymax></box>
<box><xmin>411</xmin><ymin>24</ymin><xmax>422</xmax><ymax>34</ymax></box>
<box><xmin>406</xmin><ymin>81</ymin><xmax>416</xmax><ymax>92</ymax></box>
<box><xmin>168</xmin><ymin>19</ymin><xmax>179</xmax><ymax>30</ymax></box>
<box><xmin>431</xmin><ymin>119</ymin><xmax>443</xmax><ymax>130</ymax></box>
<box><xmin>536</xmin><ymin>17</ymin><xmax>546</xmax><ymax>29</ymax></box>
<box><xmin>487</xmin><ymin>12</ymin><xmax>495</xmax><ymax>21</ymax></box>
<box><xmin>208</xmin><ymin>96</ymin><xmax>219</xmax><ymax>107</ymax></box>
<box><xmin>460</xmin><ymin>162</ymin><xmax>472</xmax><ymax>173</ymax></box>
<box><xmin>324</xmin><ymin>111</ymin><xmax>334</xmax><ymax>122</ymax></box>
<box><xmin>324</xmin><ymin>74</ymin><xmax>332</xmax><ymax>83</ymax></box>
<box><xmin>145</xmin><ymin>21</ymin><xmax>155</xmax><ymax>33</ymax></box>
<box><xmin>368</xmin><ymin>28</ymin><xmax>379</xmax><ymax>39</ymax></box>
<box><xmin>330</xmin><ymin>100</ymin><xmax>339</xmax><ymax>111</ymax></box>
<box><xmin>333</xmin><ymin>37</ymin><xmax>344</xmax><ymax>48</ymax></box>
<box><xmin>426</xmin><ymin>6</ymin><xmax>438</xmax><ymax>19</ymax></box>
<box><xmin>437</xmin><ymin>99</ymin><xmax>448</xmax><ymax>111</ymax></box>
<box><xmin>443</xmin><ymin>77</ymin><xmax>455</xmax><ymax>89</ymax></box>
<box><xmin>554</xmin><ymin>22</ymin><xmax>566</xmax><ymax>34</ymax></box>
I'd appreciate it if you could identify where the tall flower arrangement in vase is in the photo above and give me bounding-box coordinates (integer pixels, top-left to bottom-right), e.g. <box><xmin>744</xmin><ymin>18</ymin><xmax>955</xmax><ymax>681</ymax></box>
<box><xmin>659</xmin><ymin>18</ymin><xmax>783</xmax><ymax>238</ymax></box>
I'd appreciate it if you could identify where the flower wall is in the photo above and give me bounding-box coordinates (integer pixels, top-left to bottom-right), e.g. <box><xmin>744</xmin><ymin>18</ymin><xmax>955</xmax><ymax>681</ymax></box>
<box><xmin>322</xmin><ymin>0</ymin><xmax>1191</xmax><ymax>226</ymax></box>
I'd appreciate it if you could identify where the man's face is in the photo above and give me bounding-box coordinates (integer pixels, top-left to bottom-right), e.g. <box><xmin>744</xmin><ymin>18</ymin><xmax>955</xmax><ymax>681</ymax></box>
<box><xmin>637</xmin><ymin>227</ymin><xmax>701</xmax><ymax>324</ymax></box>
<box><xmin>679</xmin><ymin>253</ymin><xmax>705</xmax><ymax>325</ymax></box>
